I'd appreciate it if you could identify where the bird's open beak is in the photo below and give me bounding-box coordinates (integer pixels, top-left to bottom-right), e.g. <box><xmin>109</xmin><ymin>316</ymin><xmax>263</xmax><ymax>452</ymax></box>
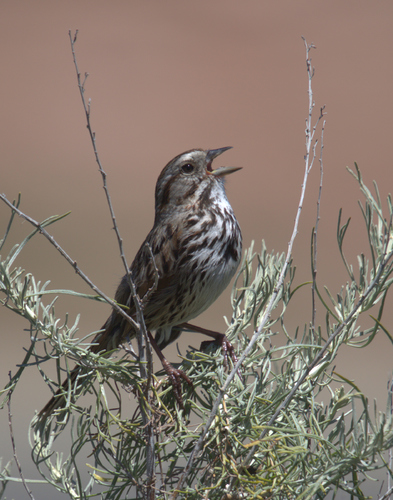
<box><xmin>211</xmin><ymin>165</ymin><xmax>243</xmax><ymax>177</ymax></box>
<box><xmin>206</xmin><ymin>147</ymin><xmax>242</xmax><ymax>177</ymax></box>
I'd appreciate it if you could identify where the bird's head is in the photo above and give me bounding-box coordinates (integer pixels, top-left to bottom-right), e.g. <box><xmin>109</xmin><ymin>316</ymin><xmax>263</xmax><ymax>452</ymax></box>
<box><xmin>154</xmin><ymin>147</ymin><xmax>241</xmax><ymax>217</ymax></box>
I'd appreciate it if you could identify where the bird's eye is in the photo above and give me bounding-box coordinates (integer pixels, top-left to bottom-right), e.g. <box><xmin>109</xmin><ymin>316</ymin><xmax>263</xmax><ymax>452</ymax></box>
<box><xmin>181</xmin><ymin>163</ymin><xmax>194</xmax><ymax>174</ymax></box>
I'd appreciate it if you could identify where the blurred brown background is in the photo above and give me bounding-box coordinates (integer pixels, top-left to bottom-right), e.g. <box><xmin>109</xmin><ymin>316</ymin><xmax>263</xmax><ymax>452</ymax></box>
<box><xmin>1</xmin><ymin>1</ymin><xmax>393</xmax><ymax>498</ymax></box>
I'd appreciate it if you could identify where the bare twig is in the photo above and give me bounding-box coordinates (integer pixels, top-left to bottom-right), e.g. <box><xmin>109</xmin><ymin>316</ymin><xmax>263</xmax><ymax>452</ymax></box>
<box><xmin>386</xmin><ymin>377</ymin><xmax>393</xmax><ymax>498</ymax></box>
<box><xmin>311</xmin><ymin>118</ymin><xmax>326</xmax><ymax>333</ymax></box>
<box><xmin>0</xmin><ymin>195</ymin><xmax>137</xmax><ymax>330</ymax></box>
<box><xmin>68</xmin><ymin>30</ymin><xmax>147</xmax><ymax>352</ymax></box>
<box><xmin>168</xmin><ymin>37</ymin><xmax>325</xmax><ymax>500</ymax></box>
<box><xmin>0</xmin><ymin>193</ymin><xmax>21</xmax><ymax>252</ymax></box>
<box><xmin>7</xmin><ymin>372</ymin><xmax>36</xmax><ymax>500</ymax></box>
<box><xmin>68</xmin><ymin>30</ymin><xmax>155</xmax><ymax>496</ymax></box>
<box><xmin>68</xmin><ymin>32</ymin><xmax>136</xmax><ymax>287</ymax></box>
<box><xmin>379</xmin><ymin>485</ymin><xmax>393</xmax><ymax>500</ymax></box>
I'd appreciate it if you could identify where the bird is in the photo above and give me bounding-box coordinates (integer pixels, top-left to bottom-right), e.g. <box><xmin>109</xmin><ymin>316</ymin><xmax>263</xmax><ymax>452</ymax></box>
<box><xmin>38</xmin><ymin>147</ymin><xmax>242</xmax><ymax>419</ymax></box>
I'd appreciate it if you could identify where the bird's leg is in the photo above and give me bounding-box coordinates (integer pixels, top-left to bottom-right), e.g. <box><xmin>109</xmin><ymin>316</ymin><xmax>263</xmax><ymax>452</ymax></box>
<box><xmin>147</xmin><ymin>331</ymin><xmax>193</xmax><ymax>409</ymax></box>
<box><xmin>179</xmin><ymin>322</ymin><xmax>239</xmax><ymax>371</ymax></box>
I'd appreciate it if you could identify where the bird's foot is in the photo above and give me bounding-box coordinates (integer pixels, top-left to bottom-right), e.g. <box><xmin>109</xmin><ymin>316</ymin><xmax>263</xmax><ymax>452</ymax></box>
<box><xmin>180</xmin><ymin>322</ymin><xmax>240</xmax><ymax>371</ymax></box>
<box><xmin>200</xmin><ymin>333</ymin><xmax>239</xmax><ymax>372</ymax></box>
<box><xmin>160</xmin><ymin>358</ymin><xmax>193</xmax><ymax>410</ymax></box>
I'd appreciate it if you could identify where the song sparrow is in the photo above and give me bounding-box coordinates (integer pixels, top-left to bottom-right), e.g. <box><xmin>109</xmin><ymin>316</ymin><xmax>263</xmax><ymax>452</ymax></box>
<box><xmin>38</xmin><ymin>147</ymin><xmax>242</xmax><ymax>418</ymax></box>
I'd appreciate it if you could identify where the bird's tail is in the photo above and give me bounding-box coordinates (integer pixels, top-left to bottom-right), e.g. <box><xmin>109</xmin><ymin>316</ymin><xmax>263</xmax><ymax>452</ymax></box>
<box><xmin>37</xmin><ymin>365</ymin><xmax>81</xmax><ymax>420</ymax></box>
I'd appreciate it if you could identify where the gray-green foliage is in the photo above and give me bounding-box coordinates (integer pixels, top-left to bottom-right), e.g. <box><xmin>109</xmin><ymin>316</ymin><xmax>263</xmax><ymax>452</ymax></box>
<box><xmin>1</xmin><ymin>165</ymin><xmax>393</xmax><ymax>499</ymax></box>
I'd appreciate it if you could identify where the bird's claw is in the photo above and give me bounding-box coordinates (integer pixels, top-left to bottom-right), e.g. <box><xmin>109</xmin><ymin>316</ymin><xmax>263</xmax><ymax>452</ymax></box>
<box><xmin>200</xmin><ymin>334</ymin><xmax>242</xmax><ymax>377</ymax></box>
<box><xmin>161</xmin><ymin>359</ymin><xmax>193</xmax><ymax>409</ymax></box>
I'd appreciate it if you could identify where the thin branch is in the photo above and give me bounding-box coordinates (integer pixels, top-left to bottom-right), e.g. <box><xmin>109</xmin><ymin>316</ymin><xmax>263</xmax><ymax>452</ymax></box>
<box><xmin>0</xmin><ymin>193</ymin><xmax>21</xmax><ymax>252</ymax></box>
<box><xmin>0</xmin><ymin>194</ymin><xmax>137</xmax><ymax>330</ymax></box>
<box><xmin>7</xmin><ymin>372</ymin><xmax>36</xmax><ymax>500</ymax></box>
<box><xmin>68</xmin><ymin>30</ymin><xmax>155</xmax><ymax>496</ymax></box>
<box><xmin>379</xmin><ymin>485</ymin><xmax>393</xmax><ymax>500</ymax></box>
<box><xmin>311</xmin><ymin>118</ymin><xmax>326</xmax><ymax>333</ymax></box>
<box><xmin>168</xmin><ymin>37</ymin><xmax>323</xmax><ymax>499</ymax></box>
<box><xmin>68</xmin><ymin>32</ymin><xmax>131</xmax><ymax>289</ymax></box>
<box><xmin>68</xmin><ymin>30</ymin><xmax>148</xmax><ymax>352</ymax></box>
<box><xmin>386</xmin><ymin>377</ymin><xmax>393</xmax><ymax>498</ymax></box>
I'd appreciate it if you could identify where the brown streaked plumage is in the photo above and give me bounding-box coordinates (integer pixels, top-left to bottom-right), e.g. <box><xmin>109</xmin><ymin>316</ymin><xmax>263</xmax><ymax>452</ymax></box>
<box><xmin>38</xmin><ymin>147</ymin><xmax>242</xmax><ymax>418</ymax></box>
